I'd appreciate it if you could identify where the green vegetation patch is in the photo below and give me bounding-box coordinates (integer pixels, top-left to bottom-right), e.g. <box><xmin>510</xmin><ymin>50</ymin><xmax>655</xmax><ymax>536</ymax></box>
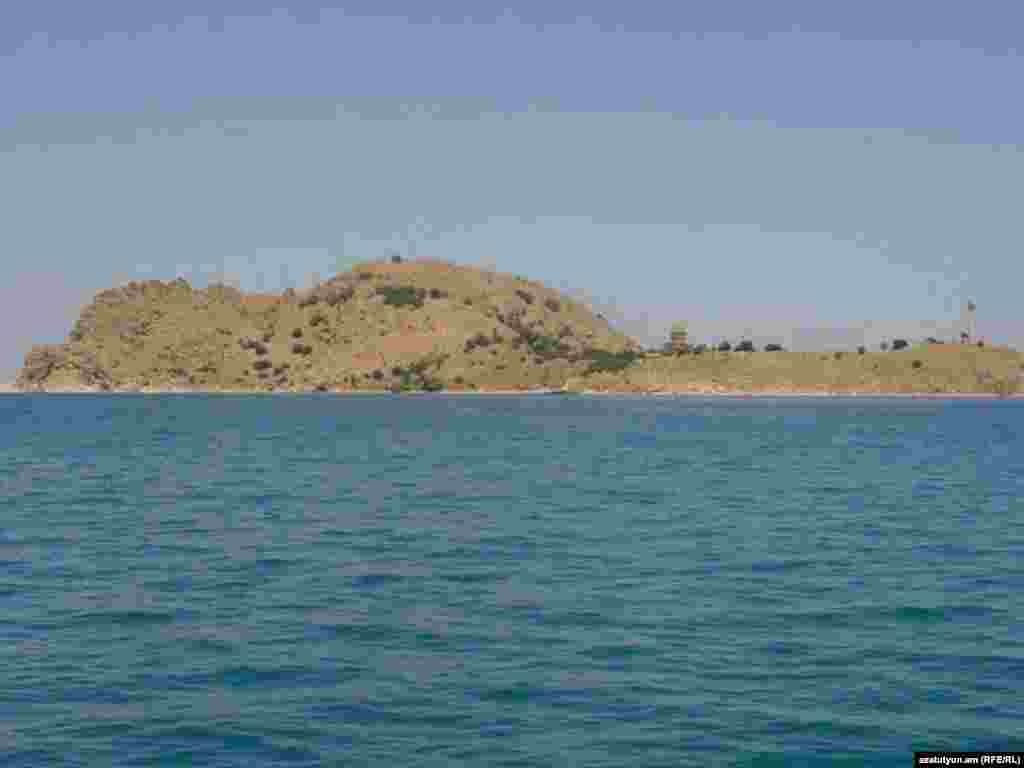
<box><xmin>583</xmin><ymin>348</ymin><xmax>641</xmax><ymax>375</ymax></box>
<box><xmin>376</xmin><ymin>285</ymin><xmax>426</xmax><ymax>308</ymax></box>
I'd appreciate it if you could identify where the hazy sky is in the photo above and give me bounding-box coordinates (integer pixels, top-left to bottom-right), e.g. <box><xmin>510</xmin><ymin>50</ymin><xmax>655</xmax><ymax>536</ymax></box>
<box><xmin>3</xmin><ymin>1</ymin><xmax>1022</xmax><ymax>378</ymax></box>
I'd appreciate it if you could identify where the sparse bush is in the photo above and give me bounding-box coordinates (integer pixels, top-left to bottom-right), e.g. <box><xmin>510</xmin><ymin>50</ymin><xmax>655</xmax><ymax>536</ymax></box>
<box><xmin>544</xmin><ymin>297</ymin><xmax>561</xmax><ymax>312</ymax></box>
<box><xmin>252</xmin><ymin>342</ymin><xmax>269</xmax><ymax>356</ymax></box>
<box><xmin>310</xmin><ymin>310</ymin><xmax>326</xmax><ymax>326</ymax></box>
<box><xmin>252</xmin><ymin>359</ymin><xmax>272</xmax><ymax>371</ymax></box>
<box><xmin>454</xmin><ymin>375</ymin><xmax>465</xmax><ymax>385</ymax></box>
<box><xmin>833</xmin><ymin>351</ymin><xmax>844</xmax><ymax>360</ymax></box>
<box><xmin>515</xmin><ymin>289</ymin><xmax>535</xmax><ymax>305</ymax></box>
<box><xmin>977</xmin><ymin>340</ymin><xmax>985</xmax><ymax>348</ymax></box>
<box><xmin>736</xmin><ymin>340</ymin><xmax>755</xmax><ymax>352</ymax></box>
<box><xmin>892</xmin><ymin>339</ymin><xmax>909</xmax><ymax>351</ymax></box>
<box><xmin>464</xmin><ymin>331</ymin><xmax>492</xmax><ymax>353</ymax></box>
<box><xmin>392</xmin><ymin>366</ymin><xmax>403</xmax><ymax>376</ymax></box>
<box><xmin>377</xmin><ymin>285</ymin><xmax>425</xmax><ymax>308</ymax></box>
<box><xmin>691</xmin><ymin>344</ymin><xmax>707</xmax><ymax>354</ymax></box>
<box><xmin>857</xmin><ymin>346</ymin><xmax>866</xmax><ymax>355</ymax></box>
<box><xmin>291</xmin><ymin>342</ymin><xmax>313</xmax><ymax>355</ymax></box>
<box><xmin>358</xmin><ymin>272</ymin><xmax>374</xmax><ymax>281</ymax></box>
<box><xmin>584</xmin><ymin>348</ymin><xmax>641</xmax><ymax>375</ymax></box>
<box><xmin>371</xmin><ymin>369</ymin><xmax>384</xmax><ymax>381</ymax></box>
<box><xmin>292</xmin><ymin>328</ymin><xmax>303</xmax><ymax>338</ymax></box>
<box><xmin>528</xmin><ymin>335</ymin><xmax>565</xmax><ymax>360</ymax></box>
<box><xmin>717</xmin><ymin>341</ymin><xmax>732</xmax><ymax>352</ymax></box>
<box><xmin>765</xmin><ymin>344</ymin><xmax>784</xmax><ymax>352</ymax></box>
<box><xmin>912</xmin><ymin>360</ymin><xmax>923</xmax><ymax>369</ymax></box>
<box><xmin>463</xmin><ymin>297</ymin><xmax>473</xmax><ymax>306</ymax></box>
<box><xmin>323</xmin><ymin>283</ymin><xmax>354</xmax><ymax>306</ymax></box>
<box><xmin>428</xmin><ymin>287</ymin><xmax>448</xmax><ymax>300</ymax></box>
<box><xmin>262</xmin><ymin>332</ymin><xmax>273</xmax><ymax>343</ymax></box>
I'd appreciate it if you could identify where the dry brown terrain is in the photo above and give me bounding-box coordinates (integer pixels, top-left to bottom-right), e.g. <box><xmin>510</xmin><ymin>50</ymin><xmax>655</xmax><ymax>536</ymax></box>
<box><xmin>15</xmin><ymin>258</ymin><xmax>1024</xmax><ymax>396</ymax></box>
<box><xmin>568</xmin><ymin>344</ymin><xmax>1024</xmax><ymax>397</ymax></box>
<box><xmin>15</xmin><ymin>259</ymin><xmax>637</xmax><ymax>393</ymax></box>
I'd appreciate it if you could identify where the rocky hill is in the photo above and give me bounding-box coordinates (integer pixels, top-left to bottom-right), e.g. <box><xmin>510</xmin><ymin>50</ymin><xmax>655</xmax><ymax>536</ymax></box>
<box><xmin>16</xmin><ymin>260</ymin><xmax>639</xmax><ymax>392</ymax></box>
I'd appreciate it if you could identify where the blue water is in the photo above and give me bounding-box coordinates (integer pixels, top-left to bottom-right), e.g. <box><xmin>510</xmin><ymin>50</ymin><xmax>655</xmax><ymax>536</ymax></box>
<box><xmin>1</xmin><ymin>394</ymin><xmax>1021</xmax><ymax>766</ymax></box>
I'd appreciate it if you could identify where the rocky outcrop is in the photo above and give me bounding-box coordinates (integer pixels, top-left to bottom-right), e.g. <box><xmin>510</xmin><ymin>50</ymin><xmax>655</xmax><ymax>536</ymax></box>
<box><xmin>17</xmin><ymin>344</ymin><xmax>113</xmax><ymax>391</ymax></box>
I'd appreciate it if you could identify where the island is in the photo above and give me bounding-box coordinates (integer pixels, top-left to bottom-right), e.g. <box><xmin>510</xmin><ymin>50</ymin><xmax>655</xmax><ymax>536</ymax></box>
<box><xmin>14</xmin><ymin>259</ymin><xmax>1024</xmax><ymax>397</ymax></box>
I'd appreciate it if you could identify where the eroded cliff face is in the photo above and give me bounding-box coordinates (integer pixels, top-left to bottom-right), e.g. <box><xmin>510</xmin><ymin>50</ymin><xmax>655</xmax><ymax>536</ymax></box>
<box><xmin>16</xmin><ymin>260</ymin><xmax>639</xmax><ymax>393</ymax></box>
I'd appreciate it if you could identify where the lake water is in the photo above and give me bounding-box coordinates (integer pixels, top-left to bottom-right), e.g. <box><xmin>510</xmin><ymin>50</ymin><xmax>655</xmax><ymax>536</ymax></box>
<box><xmin>1</xmin><ymin>394</ymin><xmax>1021</xmax><ymax>766</ymax></box>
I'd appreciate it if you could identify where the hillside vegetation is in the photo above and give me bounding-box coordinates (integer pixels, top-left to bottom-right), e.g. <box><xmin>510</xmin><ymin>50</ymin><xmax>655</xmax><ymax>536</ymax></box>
<box><xmin>16</xmin><ymin>259</ymin><xmax>638</xmax><ymax>392</ymax></box>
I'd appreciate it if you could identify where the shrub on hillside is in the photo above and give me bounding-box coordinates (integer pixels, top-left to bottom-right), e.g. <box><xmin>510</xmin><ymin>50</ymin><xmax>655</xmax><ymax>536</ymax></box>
<box><xmin>376</xmin><ymin>285</ymin><xmax>425</xmax><ymax>308</ymax></box>
<box><xmin>464</xmin><ymin>332</ymin><xmax>492</xmax><ymax>353</ymax></box>
<box><xmin>528</xmin><ymin>335</ymin><xmax>567</xmax><ymax>360</ymax></box>
<box><xmin>323</xmin><ymin>283</ymin><xmax>355</xmax><ymax>306</ymax></box>
<box><xmin>421</xmin><ymin>377</ymin><xmax>445</xmax><ymax>392</ymax></box>
<box><xmin>584</xmin><ymin>348</ymin><xmax>640</xmax><ymax>375</ymax></box>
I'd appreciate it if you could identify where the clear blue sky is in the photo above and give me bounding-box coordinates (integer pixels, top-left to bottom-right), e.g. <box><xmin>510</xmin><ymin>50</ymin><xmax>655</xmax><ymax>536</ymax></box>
<box><xmin>3</xmin><ymin>1</ymin><xmax>1022</xmax><ymax>378</ymax></box>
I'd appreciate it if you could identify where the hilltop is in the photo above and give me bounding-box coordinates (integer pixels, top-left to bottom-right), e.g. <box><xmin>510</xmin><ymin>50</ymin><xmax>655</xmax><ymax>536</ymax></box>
<box><xmin>16</xmin><ymin>259</ymin><xmax>638</xmax><ymax>393</ymax></box>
